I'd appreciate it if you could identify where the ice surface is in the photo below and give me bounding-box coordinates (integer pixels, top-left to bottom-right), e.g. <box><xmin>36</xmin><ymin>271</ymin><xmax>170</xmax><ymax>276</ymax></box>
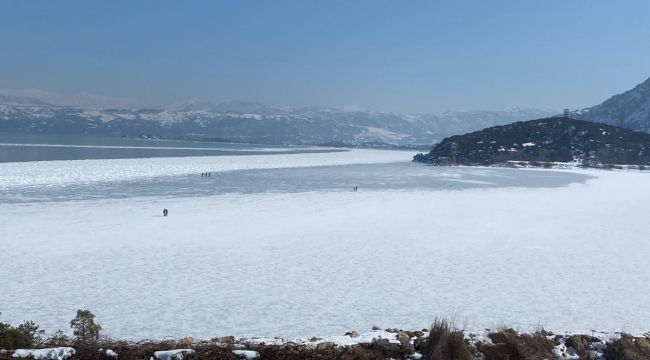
<box><xmin>1</xmin><ymin>161</ymin><xmax>591</xmax><ymax>203</ymax></box>
<box><xmin>0</xmin><ymin>148</ymin><xmax>408</xmax><ymax>188</ymax></box>
<box><xmin>1</xmin><ymin>149</ymin><xmax>649</xmax><ymax>340</ymax></box>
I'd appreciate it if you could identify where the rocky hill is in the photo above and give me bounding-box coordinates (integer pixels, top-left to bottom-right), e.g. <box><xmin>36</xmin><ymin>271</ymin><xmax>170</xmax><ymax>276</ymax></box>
<box><xmin>0</xmin><ymin>97</ymin><xmax>554</xmax><ymax>147</ymax></box>
<box><xmin>575</xmin><ymin>76</ymin><xmax>650</xmax><ymax>132</ymax></box>
<box><xmin>413</xmin><ymin>117</ymin><xmax>650</xmax><ymax>167</ymax></box>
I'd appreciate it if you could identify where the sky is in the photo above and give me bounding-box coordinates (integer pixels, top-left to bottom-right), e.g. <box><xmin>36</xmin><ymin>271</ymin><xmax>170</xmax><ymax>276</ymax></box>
<box><xmin>1</xmin><ymin>0</ymin><xmax>649</xmax><ymax>113</ymax></box>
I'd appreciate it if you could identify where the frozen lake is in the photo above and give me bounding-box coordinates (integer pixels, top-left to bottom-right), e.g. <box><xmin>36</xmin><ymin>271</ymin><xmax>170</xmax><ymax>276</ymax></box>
<box><xmin>0</xmin><ymin>132</ymin><xmax>340</xmax><ymax>162</ymax></box>
<box><xmin>1</xmin><ymin>148</ymin><xmax>649</xmax><ymax>340</ymax></box>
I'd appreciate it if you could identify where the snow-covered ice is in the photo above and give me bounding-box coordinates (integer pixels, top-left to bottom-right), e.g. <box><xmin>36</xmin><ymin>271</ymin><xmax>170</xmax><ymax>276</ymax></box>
<box><xmin>0</xmin><ymin>148</ymin><xmax>407</xmax><ymax>188</ymax></box>
<box><xmin>1</xmin><ymin>149</ymin><xmax>650</xmax><ymax>340</ymax></box>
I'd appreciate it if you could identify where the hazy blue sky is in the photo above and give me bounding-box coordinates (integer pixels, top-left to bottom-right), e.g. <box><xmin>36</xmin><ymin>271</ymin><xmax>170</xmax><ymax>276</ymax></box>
<box><xmin>1</xmin><ymin>0</ymin><xmax>649</xmax><ymax>112</ymax></box>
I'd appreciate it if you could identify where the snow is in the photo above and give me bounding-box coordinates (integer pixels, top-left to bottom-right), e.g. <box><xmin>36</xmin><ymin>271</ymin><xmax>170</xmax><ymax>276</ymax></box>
<box><xmin>138</xmin><ymin>111</ymin><xmax>177</xmax><ymax>124</ymax></box>
<box><xmin>553</xmin><ymin>342</ymin><xmax>580</xmax><ymax>360</ymax></box>
<box><xmin>313</xmin><ymin>330</ymin><xmax>400</xmax><ymax>346</ymax></box>
<box><xmin>151</xmin><ymin>349</ymin><xmax>194</xmax><ymax>360</ymax></box>
<box><xmin>81</xmin><ymin>109</ymin><xmax>117</xmax><ymax>122</ymax></box>
<box><xmin>105</xmin><ymin>349</ymin><xmax>118</xmax><ymax>358</ymax></box>
<box><xmin>232</xmin><ymin>350</ymin><xmax>260</xmax><ymax>359</ymax></box>
<box><xmin>0</xmin><ymin>148</ymin><xmax>409</xmax><ymax>188</ymax></box>
<box><xmin>12</xmin><ymin>348</ymin><xmax>75</xmax><ymax>360</ymax></box>
<box><xmin>245</xmin><ymin>329</ymin><xmax>400</xmax><ymax>347</ymax></box>
<box><xmin>2</xmin><ymin>149</ymin><xmax>650</xmax><ymax>340</ymax></box>
<box><xmin>359</xmin><ymin>127</ymin><xmax>411</xmax><ymax>141</ymax></box>
<box><xmin>239</xmin><ymin>113</ymin><xmax>262</xmax><ymax>120</ymax></box>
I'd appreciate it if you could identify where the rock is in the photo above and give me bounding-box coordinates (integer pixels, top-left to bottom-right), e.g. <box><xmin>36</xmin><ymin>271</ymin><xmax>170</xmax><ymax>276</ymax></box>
<box><xmin>175</xmin><ymin>337</ymin><xmax>194</xmax><ymax>348</ymax></box>
<box><xmin>637</xmin><ymin>337</ymin><xmax>650</xmax><ymax>349</ymax></box>
<box><xmin>414</xmin><ymin>337</ymin><xmax>428</xmax><ymax>352</ymax></box>
<box><xmin>397</xmin><ymin>331</ymin><xmax>415</xmax><ymax>353</ymax></box>
<box><xmin>345</xmin><ymin>331</ymin><xmax>360</xmax><ymax>338</ymax></box>
<box><xmin>582</xmin><ymin>335</ymin><xmax>603</xmax><ymax>343</ymax></box>
<box><xmin>309</xmin><ymin>336</ymin><xmax>322</xmax><ymax>342</ymax></box>
<box><xmin>215</xmin><ymin>336</ymin><xmax>235</xmax><ymax>345</ymax></box>
<box><xmin>372</xmin><ymin>326</ymin><xmax>382</xmax><ymax>331</ymax></box>
<box><xmin>316</xmin><ymin>342</ymin><xmax>335</xmax><ymax>350</ymax></box>
<box><xmin>396</xmin><ymin>331</ymin><xmax>410</xmax><ymax>343</ymax></box>
<box><xmin>370</xmin><ymin>338</ymin><xmax>400</xmax><ymax>354</ymax></box>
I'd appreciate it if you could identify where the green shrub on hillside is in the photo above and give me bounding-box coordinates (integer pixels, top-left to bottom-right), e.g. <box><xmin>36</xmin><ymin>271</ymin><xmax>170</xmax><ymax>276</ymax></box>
<box><xmin>0</xmin><ymin>316</ymin><xmax>43</xmax><ymax>349</ymax></box>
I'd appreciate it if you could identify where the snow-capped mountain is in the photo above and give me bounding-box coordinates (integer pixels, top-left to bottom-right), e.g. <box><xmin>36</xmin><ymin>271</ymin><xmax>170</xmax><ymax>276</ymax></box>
<box><xmin>0</xmin><ymin>97</ymin><xmax>555</xmax><ymax>147</ymax></box>
<box><xmin>574</xmin><ymin>77</ymin><xmax>650</xmax><ymax>132</ymax></box>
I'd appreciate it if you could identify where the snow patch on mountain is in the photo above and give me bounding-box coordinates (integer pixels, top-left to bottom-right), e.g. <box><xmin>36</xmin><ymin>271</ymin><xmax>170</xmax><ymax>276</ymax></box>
<box><xmin>575</xmin><ymin>77</ymin><xmax>650</xmax><ymax>133</ymax></box>
<box><xmin>0</xmin><ymin>98</ymin><xmax>556</xmax><ymax>146</ymax></box>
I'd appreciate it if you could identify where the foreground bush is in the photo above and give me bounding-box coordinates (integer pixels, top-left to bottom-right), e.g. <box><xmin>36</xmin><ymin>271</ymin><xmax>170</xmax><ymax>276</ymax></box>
<box><xmin>0</xmin><ymin>319</ymin><xmax>43</xmax><ymax>350</ymax></box>
<box><xmin>253</xmin><ymin>344</ymin><xmax>385</xmax><ymax>360</ymax></box>
<box><xmin>604</xmin><ymin>334</ymin><xmax>650</xmax><ymax>360</ymax></box>
<box><xmin>479</xmin><ymin>328</ymin><xmax>554</xmax><ymax>360</ymax></box>
<box><xmin>422</xmin><ymin>319</ymin><xmax>471</xmax><ymax>360</ymax></box>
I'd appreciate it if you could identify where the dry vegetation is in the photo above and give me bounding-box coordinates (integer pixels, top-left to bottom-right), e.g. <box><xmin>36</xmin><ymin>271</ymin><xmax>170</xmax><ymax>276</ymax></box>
<box><xmin>604</xmin><ymin>334</ymin><xmax>650</xmax><ymax>360</ymax></box>
<box><xmin>2</xmin><ymin>314</ymin><xmax>650</xmax><ymax>360</ymax></box>
<box><xmin>421</xmin><ymin>318</ymin><xmax>472</xmax><ymax>360</ymax></box>
<box><xmin>478</xmin><ymin>328</ymin><xmax>554</xmax><ymax>360</ymax></box>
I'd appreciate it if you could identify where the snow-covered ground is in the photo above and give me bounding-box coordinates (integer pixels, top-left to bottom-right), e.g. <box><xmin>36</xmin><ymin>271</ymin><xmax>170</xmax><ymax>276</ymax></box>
<box><xmin>1</xmin><ymin>149</ymin><xmax>649</xmax><ymax>339</ymax></box>
<box><xmin>0</xmin><ymin>148</ymin><xmax>405</xmax><ymax>188</ymax></box>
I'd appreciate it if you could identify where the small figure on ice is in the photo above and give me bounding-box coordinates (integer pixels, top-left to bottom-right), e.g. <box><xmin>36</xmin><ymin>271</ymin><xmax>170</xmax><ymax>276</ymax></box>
<box><xmin>163</xmin><ymin>208</ymin><xmax>168</xmax><ymax>217</ymax></box>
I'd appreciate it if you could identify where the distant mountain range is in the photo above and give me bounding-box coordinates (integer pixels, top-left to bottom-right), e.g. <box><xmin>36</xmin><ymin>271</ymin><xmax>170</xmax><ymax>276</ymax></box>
<box><xmin>3</xmin><ymin>75</ymin><xmax>650</xmax><ymax>148</ymax></box>
<box><xmin>414</xmin><ymin>117</ymin><xmax>650</xmax><ymax>167</ymax></box>
<box><xmin>0</xmin><ymin>95</ymin><xmax>554</xmax><ymax>147</ymax></box>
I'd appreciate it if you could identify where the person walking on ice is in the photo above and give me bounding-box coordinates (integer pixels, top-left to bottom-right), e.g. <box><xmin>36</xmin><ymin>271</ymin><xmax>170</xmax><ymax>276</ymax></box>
<box><xmin>163</xmin><ymin>208</ymin><xmax>168</xmax><ymax>217</ymax></box>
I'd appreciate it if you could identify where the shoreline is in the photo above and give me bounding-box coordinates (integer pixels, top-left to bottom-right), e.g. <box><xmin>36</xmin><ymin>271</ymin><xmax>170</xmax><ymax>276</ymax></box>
<box><xmin>2</xmin><ymin>325</ymin><xmax>648</xmax><ymax>359</ymax></box>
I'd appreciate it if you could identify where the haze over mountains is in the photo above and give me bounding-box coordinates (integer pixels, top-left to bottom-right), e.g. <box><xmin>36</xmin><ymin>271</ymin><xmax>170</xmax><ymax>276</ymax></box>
<box><xmin>0</xmin><ymin>94</ymin><xmax>554</xmax><ymax>147</ymax></box>
<box><xmin>2</xmin><ymin>76</ymin><xmax>650</xmax><ymax>147</ymax></box>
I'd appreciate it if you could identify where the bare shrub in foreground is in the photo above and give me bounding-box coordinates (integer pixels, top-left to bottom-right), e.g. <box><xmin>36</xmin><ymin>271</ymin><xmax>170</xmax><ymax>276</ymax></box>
<box><xmin>480</xmin><ymin>328</ymin><xmax>553</xmax><ymax>360</ymax></box>
<box><xmin>604</xmin><ymin>334</ymin><xmax>650</xmax><ymax>360</ymax></box>
<box><xmin>423</xmin><ymin>318</ymin><xmax>472</xmax><ymax>360</ymax></box>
